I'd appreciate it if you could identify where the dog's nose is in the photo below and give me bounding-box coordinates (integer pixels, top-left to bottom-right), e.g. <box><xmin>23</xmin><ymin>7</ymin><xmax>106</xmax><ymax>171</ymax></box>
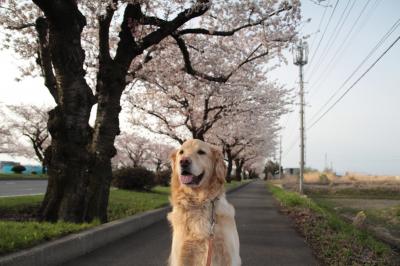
<box><xmin>180</xmin><ymin>157</ymin><xmax>191</xmax><ymax>168</ymax></box>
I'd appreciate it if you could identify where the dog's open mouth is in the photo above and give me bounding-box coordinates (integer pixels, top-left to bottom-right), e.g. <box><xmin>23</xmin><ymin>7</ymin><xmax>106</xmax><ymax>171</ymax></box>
<box><xmin>180</xmin><ymin>170</ymin><xmax>204</xmax><ymax>185</ymax></box>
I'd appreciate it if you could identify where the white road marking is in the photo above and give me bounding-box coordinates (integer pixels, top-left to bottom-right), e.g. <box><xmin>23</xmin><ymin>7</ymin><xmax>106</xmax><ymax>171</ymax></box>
<box><xmin>0</xmin><ymin>193</ymin><xmax>44</xmax><ymax>198</ymax></box>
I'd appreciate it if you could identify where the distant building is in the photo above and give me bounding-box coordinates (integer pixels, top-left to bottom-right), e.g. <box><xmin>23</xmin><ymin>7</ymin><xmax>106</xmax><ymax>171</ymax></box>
<box><xmin>283</xmin><ymin>168</ymin><xmax>300</xmax><ymax>176</ymax></box>
<box><xmin>0</xmin><ymin>161</ymin><xmax>19</xmax><ymax>173</ymax></box>
<box><xmin>0</xmin><ymin>161</ymin><xmax>43</xmax><ymax>174</ymax></box>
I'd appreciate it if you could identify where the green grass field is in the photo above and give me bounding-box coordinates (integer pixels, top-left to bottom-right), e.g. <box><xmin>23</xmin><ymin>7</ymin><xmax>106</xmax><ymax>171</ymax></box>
<box><xmin>267</xmin><ymin>183</ymin><xmax>398</xmax><ymax>265</ymax></box>
<box><xmin>0</xmin><ymin>180</ymin><xmax>249</xmax><ymax>255</ymax></box>
<box><xmin>0</xmin><ymin>187</ymin><xmax>170</xmax><ymax>255</ymax></box>
<box><xmin>0</xmin><ymin>221</ymin><xmax>95</xmax><ymax>255</ymax></box>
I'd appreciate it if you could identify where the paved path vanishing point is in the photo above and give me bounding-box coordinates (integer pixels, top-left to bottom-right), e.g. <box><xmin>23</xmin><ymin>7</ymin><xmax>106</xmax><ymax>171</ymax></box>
<box><xmin>63</xmin><ymin>180</ymin><xmax>317</xmax><ymax>266</ymax></box>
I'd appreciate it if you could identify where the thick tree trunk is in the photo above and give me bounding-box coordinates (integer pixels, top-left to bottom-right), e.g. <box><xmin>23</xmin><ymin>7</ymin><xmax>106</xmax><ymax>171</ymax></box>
<box><xmin>87</xmin><ymin>61</ymin><xmax>127</xmax><ymax>222</ymax></box>
<box><xmin>34</xmin><ymin>1</ymin><xmax>212</xmax><ymax>223</ymax></box>
<box><xmin>37</xmin><ymin>3</ymin><xmax>97</xmax><ymax>223</ymax></box>
<box><xmin>41</xmin><ymin>161</ymin><xmax>46</xmax><ymax>175</ymax></box>
<box><xmin>192</xmin><ymin>130</ymin><xmax>205</xmax><ymax>141</ymax></box>
<box><xmin>234</xmin><ymin>159</ymin><xmax>242</xmax><ymax>181</ymax></box>
<box><xmin>225</xmin><ymin>149</ymin><xmax>233</xmax><ymax>183</ymax></box>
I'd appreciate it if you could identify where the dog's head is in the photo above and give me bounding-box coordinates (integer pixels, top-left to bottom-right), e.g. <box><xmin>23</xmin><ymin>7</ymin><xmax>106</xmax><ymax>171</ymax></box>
<box><xmin>170</xmin><ymin>139</ymin><xmax>226</xmax><ymax>189</ymax></box>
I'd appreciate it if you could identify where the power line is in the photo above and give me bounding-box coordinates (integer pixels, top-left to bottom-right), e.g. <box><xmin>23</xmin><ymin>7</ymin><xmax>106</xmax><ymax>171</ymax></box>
<box><xmin>282</xmin><ymin>134</ymin><xmax>299</xmax><ymax>158</ymax></box>
<box><xmin>308</xmin><ymin>0</ymin><xmax>373</xmax><ymax>97</ymax></box>
<box><xmin>308</xmin><ymin>17</ymin><xmax>400</xmax><ymax>123</ymax></box>
<box><xmin>308</xmin><ymin>34</ymin><xmax>400</xmax><ymax>130</ymax></box>
<box><xmin>307</xmin><ymin>0</ymin><xmax>354</xmax><ymax>82</ymax></box>
<box><xmin>308</xmin><ymin>0</ymin><xmax>331</xmax><ymax>52</ymax></box>
<box><xmin>307</xmin><ymin>0</ymin><xmax>340</xmax><ymax>67</ymax></box>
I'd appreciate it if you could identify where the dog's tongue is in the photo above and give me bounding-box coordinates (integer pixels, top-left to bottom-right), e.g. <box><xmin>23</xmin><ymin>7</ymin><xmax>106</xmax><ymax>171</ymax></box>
<box><xmin>180</xmin><ymin>175</ymin><xmax>194</xmax><ymax>184</ymax></box>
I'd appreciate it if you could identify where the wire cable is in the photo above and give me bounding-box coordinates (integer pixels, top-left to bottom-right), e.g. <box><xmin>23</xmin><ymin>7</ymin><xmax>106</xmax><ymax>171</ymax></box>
<box><xmin>308</xmin><ymin>0</ymin><xmax>381</xmax><ymax>99</ymax></box>
<box><xmin>308</xmin><ymin>34</ymin><xmax>400</xmax><ymax>130</ymax></box>
<box><xmin>307</xmin><ymin>0</ymin><xmax>340</xmax><ymax>67</ymax></box>
<box><xmin>307</xmin><ymin>0</ymin><xmax>354</xmax><ymax>82</ymax></box>
<box><xmin>308</xmin><ymin>0</ymin><xmax>331</xmax><ymax>52</ymax></box>
<box><xmin>308</xmin><ymin>17</ymin><xmax>400</xmax><ymax>123</ymax></box>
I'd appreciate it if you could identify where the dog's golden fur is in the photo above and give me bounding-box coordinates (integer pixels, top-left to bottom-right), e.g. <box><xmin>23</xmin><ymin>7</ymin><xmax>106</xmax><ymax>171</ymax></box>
<box><xmin>168</xmin><ymin>139</ymin><xmax>241</xmax><ymax>266</ymax></box>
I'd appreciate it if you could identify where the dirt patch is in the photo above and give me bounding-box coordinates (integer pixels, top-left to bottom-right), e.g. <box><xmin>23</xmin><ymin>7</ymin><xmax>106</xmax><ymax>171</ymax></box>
<box><xmin>325</xmin><ymin>198</ymin><xmax>400</xmax><ymax>210</ymax></box>
<box><xmin>0</xmin><ymin>206</ymin><xmax>38</xmax><ymax>221</ymax></box>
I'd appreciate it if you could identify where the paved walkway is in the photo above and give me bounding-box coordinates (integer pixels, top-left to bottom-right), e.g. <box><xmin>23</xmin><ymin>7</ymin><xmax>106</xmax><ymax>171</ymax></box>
<box><xmin>63</xmin><ymin>180</ymin><xmax>317</xmax><ymax>266</ymax></box>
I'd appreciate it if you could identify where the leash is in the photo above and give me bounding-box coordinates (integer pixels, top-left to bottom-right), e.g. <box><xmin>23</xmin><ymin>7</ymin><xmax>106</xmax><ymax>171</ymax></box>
<box><xmin>206</xmin><ymin>197</ymin><xmax>218</xmax><ymax>266</ymax></box>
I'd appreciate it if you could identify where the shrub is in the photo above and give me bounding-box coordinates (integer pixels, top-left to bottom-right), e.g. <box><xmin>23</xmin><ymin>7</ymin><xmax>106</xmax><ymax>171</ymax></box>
<box><xmin>319</xmin><ymin>174</ymin><xmax>329</xmax><ymax>184</ymax></box>
<box><xmin>155</xmin><ymin>169</ymin><xmax>171</xmax><ymax>186</ymax></box>
<box><xmin>31</xmin><ymin>171</ymin><xmax>37</xmax><ymax>175</ymax></box>
<box><xmin>11</xmin><ymin>165</ymin><xmax>26</xmax><ymax>174</ymax></box>
<box><xmin>112</xmin><ymin>167</ymin><xmax>156</xmax><ymax>191</ymax></box>
<box><xmin>249</xmin><ymin>171</ymin><xmax>259</xmax><ymax>179</ymax></box>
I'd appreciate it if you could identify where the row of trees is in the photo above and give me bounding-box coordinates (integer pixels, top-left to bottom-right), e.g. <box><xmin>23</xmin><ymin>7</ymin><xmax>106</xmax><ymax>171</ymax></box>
<box><xmin>0</xmin><ymin>0</ymin><xmax>301</xmax><ymax>223</ymax></box>
<box><xmin>1</xmin><ymin>102</ymin><xmax>277</xmax><ymax>181</ymax></box>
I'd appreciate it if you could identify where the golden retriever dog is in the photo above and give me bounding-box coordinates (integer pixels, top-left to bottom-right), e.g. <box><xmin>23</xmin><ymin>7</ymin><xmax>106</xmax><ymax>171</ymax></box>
<box><xmin>167</xmin><ymin>139</ymin><xmax>241</xmax><ymax>266</ymax></box>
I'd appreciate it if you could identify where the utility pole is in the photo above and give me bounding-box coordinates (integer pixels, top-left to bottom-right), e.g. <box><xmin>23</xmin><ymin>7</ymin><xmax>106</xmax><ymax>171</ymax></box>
<box><xmin>279</xmin><ymin>136</ymin><xmax>282</xmax><ymax>179</ymax></box>
<box><xmin>325</xmin><ymin>153</ymin><xmax>328</xmax><ymax>171</ymax></box>
<box><xmin>293</xmin><ymin>40</ymin><xmax>308</xmax><ymax>194</ymax></box>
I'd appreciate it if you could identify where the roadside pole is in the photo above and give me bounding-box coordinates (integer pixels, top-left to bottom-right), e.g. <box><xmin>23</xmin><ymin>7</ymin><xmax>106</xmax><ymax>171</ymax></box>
<box><xmin>293</xmin><ymin>40</ymin><xmax>308</xmax><ymax>194</ymax></box>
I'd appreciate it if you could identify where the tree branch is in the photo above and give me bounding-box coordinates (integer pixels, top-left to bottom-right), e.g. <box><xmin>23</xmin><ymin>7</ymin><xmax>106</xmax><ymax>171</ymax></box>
<box><xmin>115</xmin><ymin>0</ymin><xmax>210</xmax><ymax>68</ymax></box>
<box><xmin>6</xmin><ymin>23</ymin><xmax>36</xmax><ymax>30</ymax></box>
<box><xmin>98</xmin><ymin>0</ymin><xmax>118</xmax><ymax>62</ymax></box>
<box><xmin>172</xmin><ymin>34</ymin><xmax>269</xmax><ymax>82</ymax></box>
<box><xmin>177</xmin><ymin>5</ymin><xmax>292</xmax><ymax>36</ymax></box>
<box><xmin>35</xmin><ymin>17</ymin><xmax>58</xmax><ymax>104</ymax></box>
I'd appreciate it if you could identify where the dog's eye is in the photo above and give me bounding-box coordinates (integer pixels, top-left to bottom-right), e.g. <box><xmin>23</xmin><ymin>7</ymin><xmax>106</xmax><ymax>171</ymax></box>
<box><xmin>179</xmin><ymin>150</ymin><xmax>184</xmax><ymax>155</ymax></box>
<box><xmin>197</xmin><ymin>150</ymin><xmax>206</xmax><ymax>155</ymax></box>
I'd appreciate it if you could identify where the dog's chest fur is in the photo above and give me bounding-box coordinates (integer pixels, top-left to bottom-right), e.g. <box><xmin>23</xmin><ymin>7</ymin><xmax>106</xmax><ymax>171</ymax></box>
<box><xmin>168</xmin><ymin>195</ymin><xmax>236</xmax><ymax>266</ymax></box>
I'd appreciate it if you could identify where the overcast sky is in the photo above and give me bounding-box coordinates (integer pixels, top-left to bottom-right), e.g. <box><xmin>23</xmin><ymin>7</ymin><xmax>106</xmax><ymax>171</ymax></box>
<box><xmin>1</xmin><ymin>0</ymin><xmax>399</xmax><ymax>175</ymax></box>
<box><xmin>271</xmin><ymin>0</ymin><xmax>400</xmax><ymax>175</ymax></box>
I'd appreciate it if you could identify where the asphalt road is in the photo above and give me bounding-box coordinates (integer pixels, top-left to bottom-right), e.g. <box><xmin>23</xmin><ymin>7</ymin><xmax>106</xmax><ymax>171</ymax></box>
<box><xmin>0</xmin><ymin>180</ymin><xmax>47</xmax><ymax>197</ymax></box>
<box><xmin>63</xmin><ymin>180</ymin><xmax>317</xmax><ymax>266</ymax></box>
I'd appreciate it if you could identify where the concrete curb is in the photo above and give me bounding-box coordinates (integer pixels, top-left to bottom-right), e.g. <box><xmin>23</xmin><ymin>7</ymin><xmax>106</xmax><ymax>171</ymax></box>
<box><xmin>0</xmin><ymin>181</ymin><xmax>252</xmax><ymax>266</ymax></box>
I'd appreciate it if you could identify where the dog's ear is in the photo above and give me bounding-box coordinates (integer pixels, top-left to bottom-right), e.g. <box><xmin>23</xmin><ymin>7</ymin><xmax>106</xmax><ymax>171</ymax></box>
<box><xmin>170</xmin><ymin>148</ymin><xmax>178</xmax><ymax>169</ymax></box>
<box><xmin>212</xmin><ymin>146</ymin><xmax>226</xmax><ymax>184</ymax></box>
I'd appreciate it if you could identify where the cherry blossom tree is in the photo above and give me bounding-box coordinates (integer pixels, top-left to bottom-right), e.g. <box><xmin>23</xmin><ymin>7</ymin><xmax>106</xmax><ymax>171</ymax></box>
<box><xmin>0</xmin><ymin>128</ymin><xmax>12</xmax><ymax>154</ymax></box>
<box><xmin>0</xmin><ymin>0</ymin><xmax>300</xmax><ymax>222</ymax></box>
<box><xmin>3</xmin><ymin>104</ymin><xmax>50</xmax><ymax>173</ymax></box>
<box><xmin>205</xmin><ymin>90</ymin><xmax>284</xmax><ymax>181</ymax></box>
<box><xmin>113</xmin><ymin>133</ymin><xmax>150</xmax><ymax>168</ymax></box>
<box><xmin>146</xmin><ymin>142</ymin><xmax>174</xmax><ymax>172</ymax></box>
<box><xmin>113</xmin><ymin>132</ymin><xmax>174</xmax><ymax>171</ymax></box>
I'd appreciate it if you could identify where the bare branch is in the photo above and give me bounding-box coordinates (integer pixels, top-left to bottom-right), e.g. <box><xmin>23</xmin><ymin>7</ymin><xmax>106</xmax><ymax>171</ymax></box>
<box><xmin>98</xmin><ymin>0</ymin><xmax>118</xmax><ymax>62</ymax></box>
<box><xmin>115</xmin><ymin>1</ymin><xmax>211</xmax><ymax>68</ymax></box>
<box><xmin>177</xmin><ymin>6</ymin><xmax>292</xmax><ymax>36</ymax></box>
<box><xmin>6</xmin><ymin>23</ymin><xmax>35</xmax><ymax>30</ymax></box>
<box><xmin>172</xmin><ymin>34</ymin><xmax>269</xmax><ymax>83</ymax></box>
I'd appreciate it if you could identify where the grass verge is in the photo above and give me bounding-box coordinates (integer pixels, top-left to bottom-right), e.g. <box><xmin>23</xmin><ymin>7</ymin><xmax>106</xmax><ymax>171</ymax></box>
<box><xmin>0</xmin><ymin>187</ymin><xmax>170</xmax><ymax>255</ymax></box>
<box><xmin>0</xmin><ymin>173</ymin><xmax>48</xmax><ymax>180</ymax></box>
<box><xmin>107</xmin><ymin>186</ymin><xmax>170</xmax><ymax>221</ymax></box>
<box><xmin>0</xmin><ymin>180</ymin><xmax>249</xmax><ymax>255</ymax></box>
<box><xmin>0</xmin><ymin>221</ymin><xmax>95</xmax><ymax>255</ymax></box>
<box><xmin>267</xmin><ymin>183</ymin><xmax>399</xmax><ymax>266</ymax></box>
